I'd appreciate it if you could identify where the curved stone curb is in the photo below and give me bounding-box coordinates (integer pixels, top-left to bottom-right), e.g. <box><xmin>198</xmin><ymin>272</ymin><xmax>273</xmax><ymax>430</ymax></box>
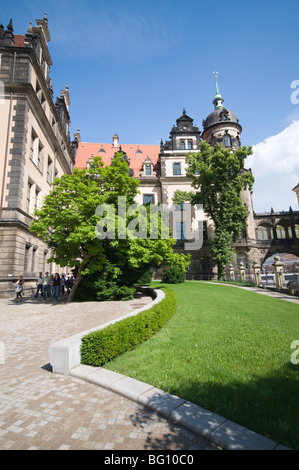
<box><xmin>70</xmin><ymin>364</ymin><xmax>291</xmax><ymax>451</ymax></box>
<box><xmin>49</xmin><ymin>285</ymin><xmax>291</xmax><ymax>450</ymax></box>
<box><xmin>48</xmin><ymin>288</ymin><xmax>165</xmax><ymax>375</ymax></box>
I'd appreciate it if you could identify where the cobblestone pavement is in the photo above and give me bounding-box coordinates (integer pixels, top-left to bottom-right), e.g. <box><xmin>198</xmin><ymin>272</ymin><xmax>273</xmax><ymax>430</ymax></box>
<box><xmin>0</xmin><ymin>293</ymin><xmax>216</xmax><ymax>450</ymax></box>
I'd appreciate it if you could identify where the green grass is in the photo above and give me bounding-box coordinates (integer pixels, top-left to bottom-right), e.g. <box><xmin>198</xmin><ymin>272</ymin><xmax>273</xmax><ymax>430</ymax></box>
<box><xmin>104</xmin><ymin>281</ymin><xmax>299</xmax><ymax>449</ymax></box>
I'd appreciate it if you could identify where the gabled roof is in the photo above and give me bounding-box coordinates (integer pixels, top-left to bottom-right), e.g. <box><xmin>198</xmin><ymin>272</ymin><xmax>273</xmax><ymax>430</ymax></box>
<box><xmin>75</xmin><ymin>142</ymin><xmax>160</xmax><ymax>177</ymax></box>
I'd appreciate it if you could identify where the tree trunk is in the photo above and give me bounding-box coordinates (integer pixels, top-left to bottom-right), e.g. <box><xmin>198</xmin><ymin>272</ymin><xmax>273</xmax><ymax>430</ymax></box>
<box><xmin>66</xmin><ymin>256</ymin><xmax>89</xmax><ymax>303</ymax></box>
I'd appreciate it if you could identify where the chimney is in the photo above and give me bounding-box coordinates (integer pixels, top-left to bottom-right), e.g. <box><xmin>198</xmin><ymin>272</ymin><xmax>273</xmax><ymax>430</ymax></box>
<box><xmin>74</xmin><ymin>127</ymin><xmax>81</xmax><ymax>142</ymax></box>
<box><xmin>113</xmin><ymin>134</ymin><xmax>119</xmax><ymax>148</ymax></box>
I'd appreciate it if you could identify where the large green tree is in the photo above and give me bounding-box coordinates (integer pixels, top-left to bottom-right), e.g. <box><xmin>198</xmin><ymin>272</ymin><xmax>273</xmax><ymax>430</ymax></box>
<box><xmin>30</xmin><ymin>154</ymin><xmax>190</xmax><ymax>302</ymax></box>
<box><xmin>173</xmin><ymin>141</ymin><xmax>254</xmax><ymax>279</ymax></box>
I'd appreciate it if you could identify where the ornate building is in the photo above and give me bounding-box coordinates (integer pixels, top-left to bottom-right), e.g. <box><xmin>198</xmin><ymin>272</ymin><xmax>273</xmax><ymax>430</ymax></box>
<box><xmin>75</xmin><ymin>78</ymin><xmax>299</xmax><ymax>278</ymax></box>
<box><xmin>0</xmin><ymin>15</ymin><xmax>78</xmax><ymax>295</ymax></box>
<box><xmin>1</xmin><ymin>14</ymin><xmax>298</xmax><ymax>293</ymax></box>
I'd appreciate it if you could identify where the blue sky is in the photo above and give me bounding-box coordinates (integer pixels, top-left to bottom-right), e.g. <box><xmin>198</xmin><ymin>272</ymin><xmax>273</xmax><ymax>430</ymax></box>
<box><xmin>2</xmin><ymin>0</ymin><xmax>299</xmax><ymax>212</ymax></box>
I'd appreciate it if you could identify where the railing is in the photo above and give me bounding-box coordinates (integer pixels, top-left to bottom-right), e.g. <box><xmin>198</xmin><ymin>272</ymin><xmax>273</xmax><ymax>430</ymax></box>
<box><xmin>187</xmin><ymin>268</ymin><xmax>299</xmax><ymax>295</ymax></box>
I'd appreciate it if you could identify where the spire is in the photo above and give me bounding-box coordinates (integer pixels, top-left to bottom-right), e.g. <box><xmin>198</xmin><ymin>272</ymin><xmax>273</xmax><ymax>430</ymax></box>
<box><xmin>6</xmin><ymin>18</ymin><xmax>13</xmax><ymax>32</ymax></box>
<box><xmin>212</xmin><ymin>70</ymin><xmax>224</xmax><ymax>110</ymax></box>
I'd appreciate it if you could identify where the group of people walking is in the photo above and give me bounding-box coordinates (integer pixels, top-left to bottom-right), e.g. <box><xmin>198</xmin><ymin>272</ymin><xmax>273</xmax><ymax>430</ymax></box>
<box><xmin>35</xmin><ymin>272</ymin><xmax>75</xmax><ymax>302</ymax></box>
<box><xmin>15</xmin><ymin>272</ymin><xmax>75</xmax><ymax>302</ymax></box>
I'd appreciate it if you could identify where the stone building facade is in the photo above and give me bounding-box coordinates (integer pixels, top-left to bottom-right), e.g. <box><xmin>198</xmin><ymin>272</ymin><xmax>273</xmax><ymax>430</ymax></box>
<box><xmin>1</xmin><ymin>15</ymin><xmax>298</xmax><ymax>293</ymax></box>
<box><xmin>75</xmin><ymin>80</ymin><xmax>299</xmax><ymax>279</ymax></box>
<box><xmin>0</xmin><ymin>15</ymin><xmax>77</xmax><ymax>295</ymax></box>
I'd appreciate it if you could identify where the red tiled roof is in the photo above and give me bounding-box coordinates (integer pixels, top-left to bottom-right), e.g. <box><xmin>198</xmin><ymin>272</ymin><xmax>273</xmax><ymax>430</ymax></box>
<box><xmin>13</xmin><ymin>35</ymin><xmax>25</xmax><ymax>47</ymax></box>
<box><xmin>75</xmin><ymin>142</ymin><xmax>161</xmax><ymax>177</ymax></box>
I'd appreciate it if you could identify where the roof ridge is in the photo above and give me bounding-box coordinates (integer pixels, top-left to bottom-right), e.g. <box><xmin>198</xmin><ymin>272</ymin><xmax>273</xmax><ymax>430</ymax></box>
<box><xmin>79</xmin><ymin>142</ymin><xmax>159</xmax><ymax>147</ymax></box>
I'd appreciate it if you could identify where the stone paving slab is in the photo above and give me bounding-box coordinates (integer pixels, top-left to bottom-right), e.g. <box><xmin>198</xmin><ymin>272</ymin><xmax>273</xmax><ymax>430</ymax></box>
<box><xmin>0</xmin><ymin>287</ymin><xmax>294</xmax><ymax>450</ymax></box>
<box><xmin>0</xmin><ymin>293</ymin><xmax>216</xmax><ymax>450</ymax></box>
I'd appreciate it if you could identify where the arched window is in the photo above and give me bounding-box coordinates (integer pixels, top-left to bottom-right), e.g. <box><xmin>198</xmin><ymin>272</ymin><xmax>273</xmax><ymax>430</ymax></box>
<box><xmin>276</xmin><ymin>225</ymin><xmax>286</xmax><ymax>239</ymax></box>
<box><xmin>188</xmin><ymin>141</ymin><xmax>192</xmax><ymax>149</ymax></box>
<box><xmin>295</xmin><ymin>225</ymin><xmax>299</xmax><ymax>238</ymax></box>
<box><xmin>257</xmin><ymin>225</ymin><xmax>273</xmax><ymax>240</ymax></box>
<box><xmin>223</xmin><ymin>134</ymin><xmax>231</xmax><ymax>147</ymax></box>
<box><xmin>180</xmin><ymin>141</ymin><xmax>185</xmax><ymax>150</ymax></box>
<box><xmin>235</xmin><ymin>137</ymin><xmax>240</xmax><ymax>148</ymax></box>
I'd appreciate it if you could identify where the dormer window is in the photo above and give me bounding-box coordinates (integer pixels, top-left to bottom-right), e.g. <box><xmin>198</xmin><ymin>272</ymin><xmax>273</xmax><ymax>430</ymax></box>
<box><xmin>140</xmin><ymin>157</ymin><xmax>156</xmax><ymax>178</ymax></box>
<box><xmin>219</xmin><ymin>110</ymin><xmax>230</xmax><ymax>122</ymax></box>
<box><xmin>145</xmin><ymin>164</ymin><xmax>152</xmax><ymax>176</ymax></box>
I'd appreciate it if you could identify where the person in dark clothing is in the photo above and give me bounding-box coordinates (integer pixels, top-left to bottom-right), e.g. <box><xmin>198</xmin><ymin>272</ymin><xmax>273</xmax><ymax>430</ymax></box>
<box><xmin>52</xmin><ymin>273</ymin><xmax>61</xmax><ymax>302</ymax></box>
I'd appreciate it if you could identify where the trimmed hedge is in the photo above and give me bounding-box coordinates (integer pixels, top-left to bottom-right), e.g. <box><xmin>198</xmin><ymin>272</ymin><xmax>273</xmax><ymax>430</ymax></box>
<box><xmin>80</xmin><ymin>288</ymin><xmax>177</xmax><ymax>367</ymax></box>
<box><xmin>162</xmin><ymin>266</ymin><xmax>186</xmax><ymax>284</ymax></box>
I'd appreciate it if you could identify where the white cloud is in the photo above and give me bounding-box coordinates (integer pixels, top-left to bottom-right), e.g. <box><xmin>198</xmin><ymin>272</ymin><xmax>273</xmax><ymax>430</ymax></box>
<box><xmin>246</xmin><ymin>120</ymin><xmax>299</xmax><ymax>213</ymax></box>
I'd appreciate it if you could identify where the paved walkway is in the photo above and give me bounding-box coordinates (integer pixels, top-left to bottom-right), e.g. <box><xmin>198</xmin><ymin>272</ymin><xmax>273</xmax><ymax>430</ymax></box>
<box><xmin>0</xmin><ymin>285</ymin><xmax>295</xmax><ymax>451</ymax></box>
<box><xmin>0</xmin><ymin>292</ymin><xmax>216</xmax><ymax>450</ymax></box>
<box><xmin>225</xmin><ymin>284</ymin><xmax>299</xmax><ymax>304</ymax></box>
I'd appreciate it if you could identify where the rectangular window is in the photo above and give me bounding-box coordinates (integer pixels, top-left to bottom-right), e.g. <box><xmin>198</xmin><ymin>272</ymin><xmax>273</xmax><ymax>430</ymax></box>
<box><xmin>30</xmin><ymin>128</ymin><xmax>38</xmax><ymax>164</ymax></box>
<box><xmin>37</xmin><ymin>142</ymin><xmax>44</xmax><ymax>173</ymax></box>
<box><xmin>31</xmin><ymin>247</ymin><xmax>37</xmax><ymax>272</ymax></box>
<box><xmin>173</xmin><ymin>163</ymin><xmax>181</xmax><ymax>175</ymax></box>
<box><xmin>144</xmin><ymin>195</ymin><xmax>154</xmax><ymax>204</ymax></box>
<box><xmin>24</xmin><ymin>244</ymin><xmax>31</xmax><ymax>273</ymax></box>
<box><xmin>34</xmin><ymin>187</ymin><xmax>41</xmax><ymax>211</ymax></box>
<box><xmin>47</xmin><ymin>156</ymin><xmax>53</xmax><ymax>184</ymax></box>
<box><xmin>44</xmin><ymin>250</ymin><xmax>48</xmax><ymax>272</ymax></box>
<box><xmin>26</xmin><ymin>181</ymin><xmax>32</xmax><ymax>213</ymax></box>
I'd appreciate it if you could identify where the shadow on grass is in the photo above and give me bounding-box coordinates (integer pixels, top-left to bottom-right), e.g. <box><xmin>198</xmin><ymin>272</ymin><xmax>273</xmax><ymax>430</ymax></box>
<box><xmin>130</xmin><ymin>362</ymin><xmax>298</xmax><ymax>450</ymax></box>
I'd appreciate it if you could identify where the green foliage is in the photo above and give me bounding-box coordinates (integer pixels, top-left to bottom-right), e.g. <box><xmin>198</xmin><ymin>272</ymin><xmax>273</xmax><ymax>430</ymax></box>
<box><xmin>74</xmin><ymin>263</ymin><xmax>154</xmax><ymax>302</ymax></box>
<box><xmin>29</xmin><ymin>154</ymin><xmax>190</xmax><ymax>301</ymax></box>
<box><xmin>162</xmin><ymin>266</ymin><xmax>186</xmax><ymax>284</ymax></box>
<box><xmin>173</xmin><ymin>141</ymin><xmax>254</xmax><ymax>279</ymax></box>
<box><xmin>80</xmin><ymin>288</ymin><xmax>177</xmax><ymax>367</ymax></box>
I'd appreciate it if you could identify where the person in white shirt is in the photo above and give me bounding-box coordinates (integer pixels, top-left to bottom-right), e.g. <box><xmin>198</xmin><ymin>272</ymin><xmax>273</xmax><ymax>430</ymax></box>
<box><xmin>35</xmin><ymin>272</ymin><xmax>43</xmax><ymax>298</ymax></box>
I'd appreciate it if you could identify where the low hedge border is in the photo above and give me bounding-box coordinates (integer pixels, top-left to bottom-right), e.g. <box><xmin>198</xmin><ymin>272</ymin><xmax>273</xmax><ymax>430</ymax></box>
<box><xmin>80</xmin><ymin>287</ymin><xmax>177</xmax><ymax>367</ymax></box>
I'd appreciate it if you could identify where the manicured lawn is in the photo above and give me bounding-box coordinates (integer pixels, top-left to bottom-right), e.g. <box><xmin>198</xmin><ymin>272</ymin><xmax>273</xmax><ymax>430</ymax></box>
<box><xmin>104</xmin><ymin>281</ymin><xmax>299</xmax><ymax>449</ymax></box>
